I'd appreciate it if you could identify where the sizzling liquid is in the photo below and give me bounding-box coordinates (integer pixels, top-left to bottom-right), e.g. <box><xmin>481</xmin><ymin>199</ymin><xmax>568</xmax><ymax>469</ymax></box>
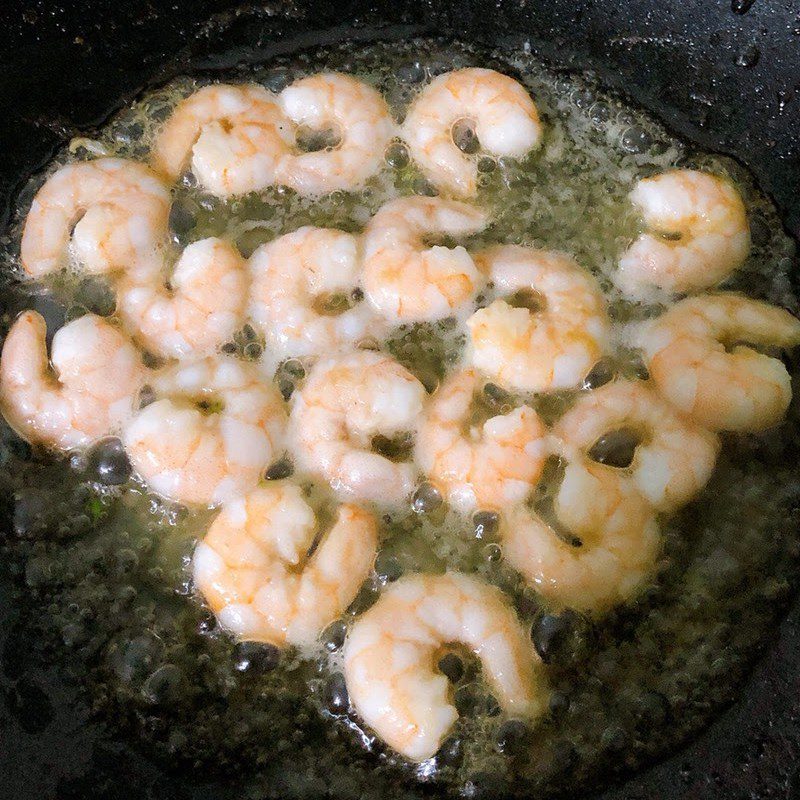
<box><xmin>1</xmin><ymin>37</ymin><xmax>799</xmax><ymax>799</ymax></box>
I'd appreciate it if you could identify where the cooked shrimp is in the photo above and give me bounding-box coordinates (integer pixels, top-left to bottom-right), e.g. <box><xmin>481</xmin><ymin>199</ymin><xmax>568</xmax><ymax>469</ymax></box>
<box><xmin>637</xmin><ymin>293</ymin><xmax>800</xmax><ymax>432</ymax></box>
<box><xmin>249</xmin><ymin>227</ymin><xmax>383</xmax><ymax>360</ymax></box>
<box><xmin>123</xmin><ymin>356</ymin><xmax>286</xmax><ymax>506</ymax></box>
<box><xmin>289</xmin><ymin>351</ymin><xmax>426</xmax><ymax>505</ymax></box>
<box><xmin>467</xmin><ymin>246</ymin><xmax>611</xmax><ymax>392</ymax></box>
<box><xmin>21</xmin><ymin>158</ymin><xmax>170</xmax><ymax>279</ymax></box>
<box><xmin>362</xmin><ymin>197</ymin><xmax>487</xmax><ymax>322</ymax></box>
<box><xmin>416</xmin><ymin>369</ymin><xmax>547</xmax><ymax>513</ymax></box>
<box><xmin>502</xmin><ymin>459</ymin><xmax>660</xmax><ymax>612</ymax></box>
<box><xmin>344</xmin><ymin>571</ymin><xmax>547</xmax><ymax>762</ymax></box>
<box><xmin>554</xmin><ymin>380</ymin><xmax>719</xmax><ymax>513</ymax></box>
<box><xmin>402</xmin><ymin>68</ymin><xmax>543</xmax><ymax>197</ymax></box>
<box><xmin>276</xmin><ymin>73</ymin><xmax>395</xmax><ymax>196</ymax></box>
<box><xmin>0</xmin><ymin>310</ymin><xmax>145</xmax><ymax>450</ymax></box>
<box><xmin>150</xmin><ymin>84</ymin><xmax>291</xmax><ymax>196</ymax></box>
<box><xmin>616</xmin><ymin>169</ymin><xmax>750</xmax><ymax>299</ymax></box>
<box><xmin>117</xmin><ymin>238</ymin><xmax>247</xmax><ymax>359</ymax></box>
<box><xmin>193</xmin><ymin>483</ymin><xmax>377</xmax><ymax>648</ymax></box>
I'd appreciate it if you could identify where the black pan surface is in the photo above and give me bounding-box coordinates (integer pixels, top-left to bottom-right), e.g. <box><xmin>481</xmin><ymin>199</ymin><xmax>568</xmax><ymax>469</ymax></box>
<box><xmin>1</xmin><ymin>2</ymin><xmax>799</xmax><ymax>798</ymax></box>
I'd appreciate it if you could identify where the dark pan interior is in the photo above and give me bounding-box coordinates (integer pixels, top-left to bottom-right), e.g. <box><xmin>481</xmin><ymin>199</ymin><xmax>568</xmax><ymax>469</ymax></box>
<box><xmin>1</xmin><ymin>1</ymin><xmax>799</xmax><ymax>798</ymax></box>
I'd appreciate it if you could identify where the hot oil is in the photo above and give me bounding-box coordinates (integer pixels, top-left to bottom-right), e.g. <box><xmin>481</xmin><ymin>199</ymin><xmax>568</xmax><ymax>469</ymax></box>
<box><xmin>0</xmin><ymin>36</ymin><xmax>799</xmax><ymax>800</ymax></box>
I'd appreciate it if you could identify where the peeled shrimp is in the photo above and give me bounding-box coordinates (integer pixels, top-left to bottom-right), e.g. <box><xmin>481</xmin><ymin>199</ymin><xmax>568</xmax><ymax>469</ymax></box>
<box><xmin>467</xmin><ymin>246</ymin><xmax>611</xmax><ymax>392</ymax></box>
<box><xmin>637</xmin><ymin>293</ymin><xmax>800</xmax><ymax>432</ymax></box>
<box><xmin>248</xmin><ymin>227</ymin><xmax>383</xmax><ymax>360</ymax></box>
<box><xmin>0</xmin><ymin>310</ymin><xmax>145</xmax><ymax>450</ymax></box>
<box><xmin>502</xmin><ymin>459</ymin><xmax>660</xmax><ymax>612</ymax></box>
<box><xmin>344</xmin><ymin>571</ymin><xmax>547</xmax><ymax>762</ymax></box>
<box><xmin>402</xmin><ymin>68</ymin><xmax>543</xmax><ymax>197</ymax></box>
<box><xmin>123</xmin><ymin>356</ymin><xmax>286</xmax><ymax>506</ymax></box>
<box><xmin>416</xmin><ymin>369</ymin><xmax>547</xmax><ymax>513</ymax></box>
<box><xmin>21</xmin><ymin>158</ymin><xmax>170</xmax><ymax>279</ymax></box>
<box><xmin>193</xmin><ymin>482</ymin><xmax>377</xmax><ymax>648</ymax></box>
<box><xmin>276</xmin><ymin>72</ymin><xmax>395</xmax><ymax>196</ymax></box>
<box><xmin>151</xmin><ymin>84</ymin><xmax>291</xmax><ymax>196</ymax></box>
<box><xmin>616</xmin><ymin>169</ymin><xmax>750</xmax><ymax>299</ymax></box>
<box><xmin>117</xmin><ymin>237</ymin><xmax>247</xmax><ymax>359</ymax></box>
<box><xmin>555</xmin><ymin>380</ymin><xmax>720</xmax><ymax>513</ymax></box>
<box><xmin>289</xmin><ymin>351</ymin><xmax>426</xmax><ymax>505</ymax></box>
<box><xmin>362</xmin><ymin>197</ymin><xmax>487</xmax><ymax>322</ymax></box>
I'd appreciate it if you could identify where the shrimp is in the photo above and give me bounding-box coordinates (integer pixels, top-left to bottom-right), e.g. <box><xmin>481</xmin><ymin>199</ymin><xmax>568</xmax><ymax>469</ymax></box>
<box><xmin>0</xmin><ymin>310</ymin><xmax>145</xmax><ymax>450</ymax></box>
<box><xmin>150</xmin><ymin>84</ymin><xmax>292</xmax><ymax>196</ymax></box>
<box><xmin>123</xmin><ymin>356</ymin><xmax>286</xmax><ymax>506</ymax></box>
<box><xmin>467</xmin><ymin>246</ymin><xmax>611</xmax><ymax>392</ymax></box>
<box><xmin>416</xmin><ymin>369</ymin><xmax>547</xmax><ymax>513</ymax></box>
<box><xmin>362</xmin><ymin>197</ymin><xmax>487</xmax><ymax>322</ymax></box>
<box><xmin>554</xmin><ymin>380</ymin><xmax>720</xmax><ymax>513</ymax></box>
<box><xmin>636</xmin><ymin>293</ymin><xmax>800</xmax><ymax>432</ymax></box>
<box><xmin>289</xmin><ymin>351</ymin><xmax>426</xmax><ymax>505</ymax></box>
<box><xmin>248</xmin><ymin>227</ymin><xmax>384</xmax><ymax>360</ymax></box>
<box><xmin>402</xmin><ymin>68</ymin><xmax>543</xmax><ymax>197</ymax></box>
<box><xmin>193</xmin><ymin>482</ymin><xmax>377</xmax><ymax>648</ymax></box>
<box><xmin>616</xmin><ymin>169</ymin><xmax>750</xmax><ymax>299</ymax></box>
<box><xmin>276</xmin><ymin>73</ymin><xmax>396</xmax><ymax>196</ymax></box>
<box><xmin>117</xmin><ymin>237</ymin><xmax>247</xmax><ymax>359</ymax></box>
<box><xmin>344</xmin><ymin>571</ymin><xmax>547</xmax><ymax>762</ymax></box>
<box><xmin>21</xmin><ymin>158</ymin><xmax>170</xmax><ymax>280</ymax></box>
<box><xmin>502</xmin><ymin>459</ymin><xmax>660</xmax><ymax>612</ymax></box>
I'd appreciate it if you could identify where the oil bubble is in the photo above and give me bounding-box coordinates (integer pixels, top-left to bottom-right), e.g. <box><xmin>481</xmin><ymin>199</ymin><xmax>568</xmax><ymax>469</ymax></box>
<box><xmin>620</xmin><ymin>126</ymin><xmax>653</xmax><ymax>154</ymax></box>
<box><xmin>731</xmin><ymin>0</ymin><xmax>755</xmax><ymax>13</ymax></box>
<box><xmin>736</xmin><ymin>43</ymin><xmax>760</xmax><ymax>68</ymax></box>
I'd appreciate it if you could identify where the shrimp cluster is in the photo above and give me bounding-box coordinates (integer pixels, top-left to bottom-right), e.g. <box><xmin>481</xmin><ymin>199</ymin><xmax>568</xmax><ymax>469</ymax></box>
<box><xmin>344</xmin><ymin>572</ymin><xmax>547</xmax><ymax>761</ymax></box>
<box><xmin>616</xmin><ymin>169</ymin><xmax>750</xmax><ymax>299</ymax></box>
<box><xmin>4</xmin><ymin>59</ymin><xmax>800</xmax><ymax>772</ymax></box>
<box><xmin>362</xmin><ymin>196</ymin><xmax>487</xmax><ymax>322</ymax></box>
<box><xmin>467</xmin><ymin>246</ymin><xmax>611</xmax><ymax>392</ymax></box>
<box><xmin>249</xmin><ymin>226</ymin><xmax>384</xmax><ymax>360</ymax></box>
<box><xmin>152</xmin><ymin>69</ymin><xmax>540</xmax><ymax>199</ymax></box>
<box><xmin>416</xmin><ymin>368</ymin><xmax>547</xmax><ymax>513</ymax></box>
<box><xmin>501</xmin><ymin>459</ymin><xmax>661</xmax><ymax>612</ymax></box>
<box><xmin>21</xmin><ymin>158</ymin><xmax>170</xmax><ymax>280</ymax></box>
<box><xmin>289</xmin><ymin>351</ymin><xmax>427</xmax><ymax>505</ymax></box>
<box><xmin>402</xmin><ymin>68</ymin><xmax>543</xmax><ymax>196</ymax></box>
<box><xmin>636</xmin><ymin>293</ymin><xmax>800</xmax><ymax>432</ymax></box>
<box><xmin>117</xmin><ymin>237</ymin><xmax>248</xmax><ymax>359</ymax></box>
<box><xmin>193</xmin><ymin>482</ymin><xmax>377</xmax><ymax>647</ymax></box>
<box><xmin>151</xmin><ymin>74</ymin><xmax>395</xmax><ymax>197</ymax></box>
<box><xmin>0</xmin><ymin>310</ymin><xmax>146</xmax><ymax>451</ymax></box>
<box><xmin>123</xmin><ymin>356</ymin><xmax>286</xmax><ymax>506</ymax></box>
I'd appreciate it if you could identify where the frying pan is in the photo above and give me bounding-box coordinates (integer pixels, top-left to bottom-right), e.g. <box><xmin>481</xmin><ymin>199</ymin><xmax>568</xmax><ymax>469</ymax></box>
<box><xmin>1</xmin><ymin>1</ymin><xmax>799</xmax><ymax>798</ymax></box>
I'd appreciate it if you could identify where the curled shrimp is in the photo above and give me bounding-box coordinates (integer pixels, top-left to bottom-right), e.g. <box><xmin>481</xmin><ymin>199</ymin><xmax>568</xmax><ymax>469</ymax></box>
<box><xmin>344</xmin><ymin>571</ymin><xmax>547</xmax><ymax>762</ymax></box>
<box><xmin>0</xmin><ymin>310</ymin><xmax>145</xmax><ymax>450</ymax></box>
<box><xmin>636</xmin><ymin>293</ymin><xmax>800</xmax><ymax>432</ymax></box>
<box><xmin>402</xmin><ymin>68</ymin><xmax>543</xmax><ymax>197</ymax></box>
<box><xmin>150</xmin><ymin>84</ymin><xmax>291</xmax><ymax>196</ymax></box>
<box><xmin>123</xmin><ymin>356</ymin><xmax>286</xmax><ymax>506</ymax></box>
<box><xmin>554</xmin><ymin>380</ymin><xmax>720</xmax><ymax>513</ymax></box>
<box><xmin>21</xmin><ymin>158</ymin><xmax>170</xmax><ymax>280</ymax></box>
<box><xmin>416</xmin><ymin>369</ymin><xmax>547</xmax><ymax>513</ymax></box>
<box><xmin>616</xmin><ymin>169</ymin><xmax>750</xmax><ymax>299</ymax></box>
<box><xmin>289</xmin><ymin>351</ymin><xmax>426</xmax><ymax>505</ymax></box>
<box><xmin>193</xmin><ymin>482</ymin><xmax>377</xmax><ymax>648</ymax></box>
<box><xmin>362</xmin><ymin>197</ymin><xmax>487</xmax><ymax>322</ymax></box>
<box><xmin>502</xmin><ymin>459</ymin><xmax>660</xmax><ymax>612</ymax></box>
<box><xmin>117</xmin><ymin>237</ymin><xmax>247</xmax><ymax>359</ymax></box>
<box><xmin>276</xmin><ymin>72</ymin><xmax>396</xmax><ymax>196</ymax></box>
<box><xmin>467</xmin><ymin>246</ymin><xmax>611</xmax><ymax>392</ymax></box>
<box><xmin>248</xmin><ymin>227</ymin><xmax>384</xmax><ymax>360</ymax></box>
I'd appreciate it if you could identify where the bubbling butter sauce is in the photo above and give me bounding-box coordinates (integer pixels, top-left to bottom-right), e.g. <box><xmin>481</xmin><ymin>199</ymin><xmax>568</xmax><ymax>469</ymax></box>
<box><xmin>0</xmin><ymin>37</ymin><xmax>799</xmax><ymax>799</ymax></box>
